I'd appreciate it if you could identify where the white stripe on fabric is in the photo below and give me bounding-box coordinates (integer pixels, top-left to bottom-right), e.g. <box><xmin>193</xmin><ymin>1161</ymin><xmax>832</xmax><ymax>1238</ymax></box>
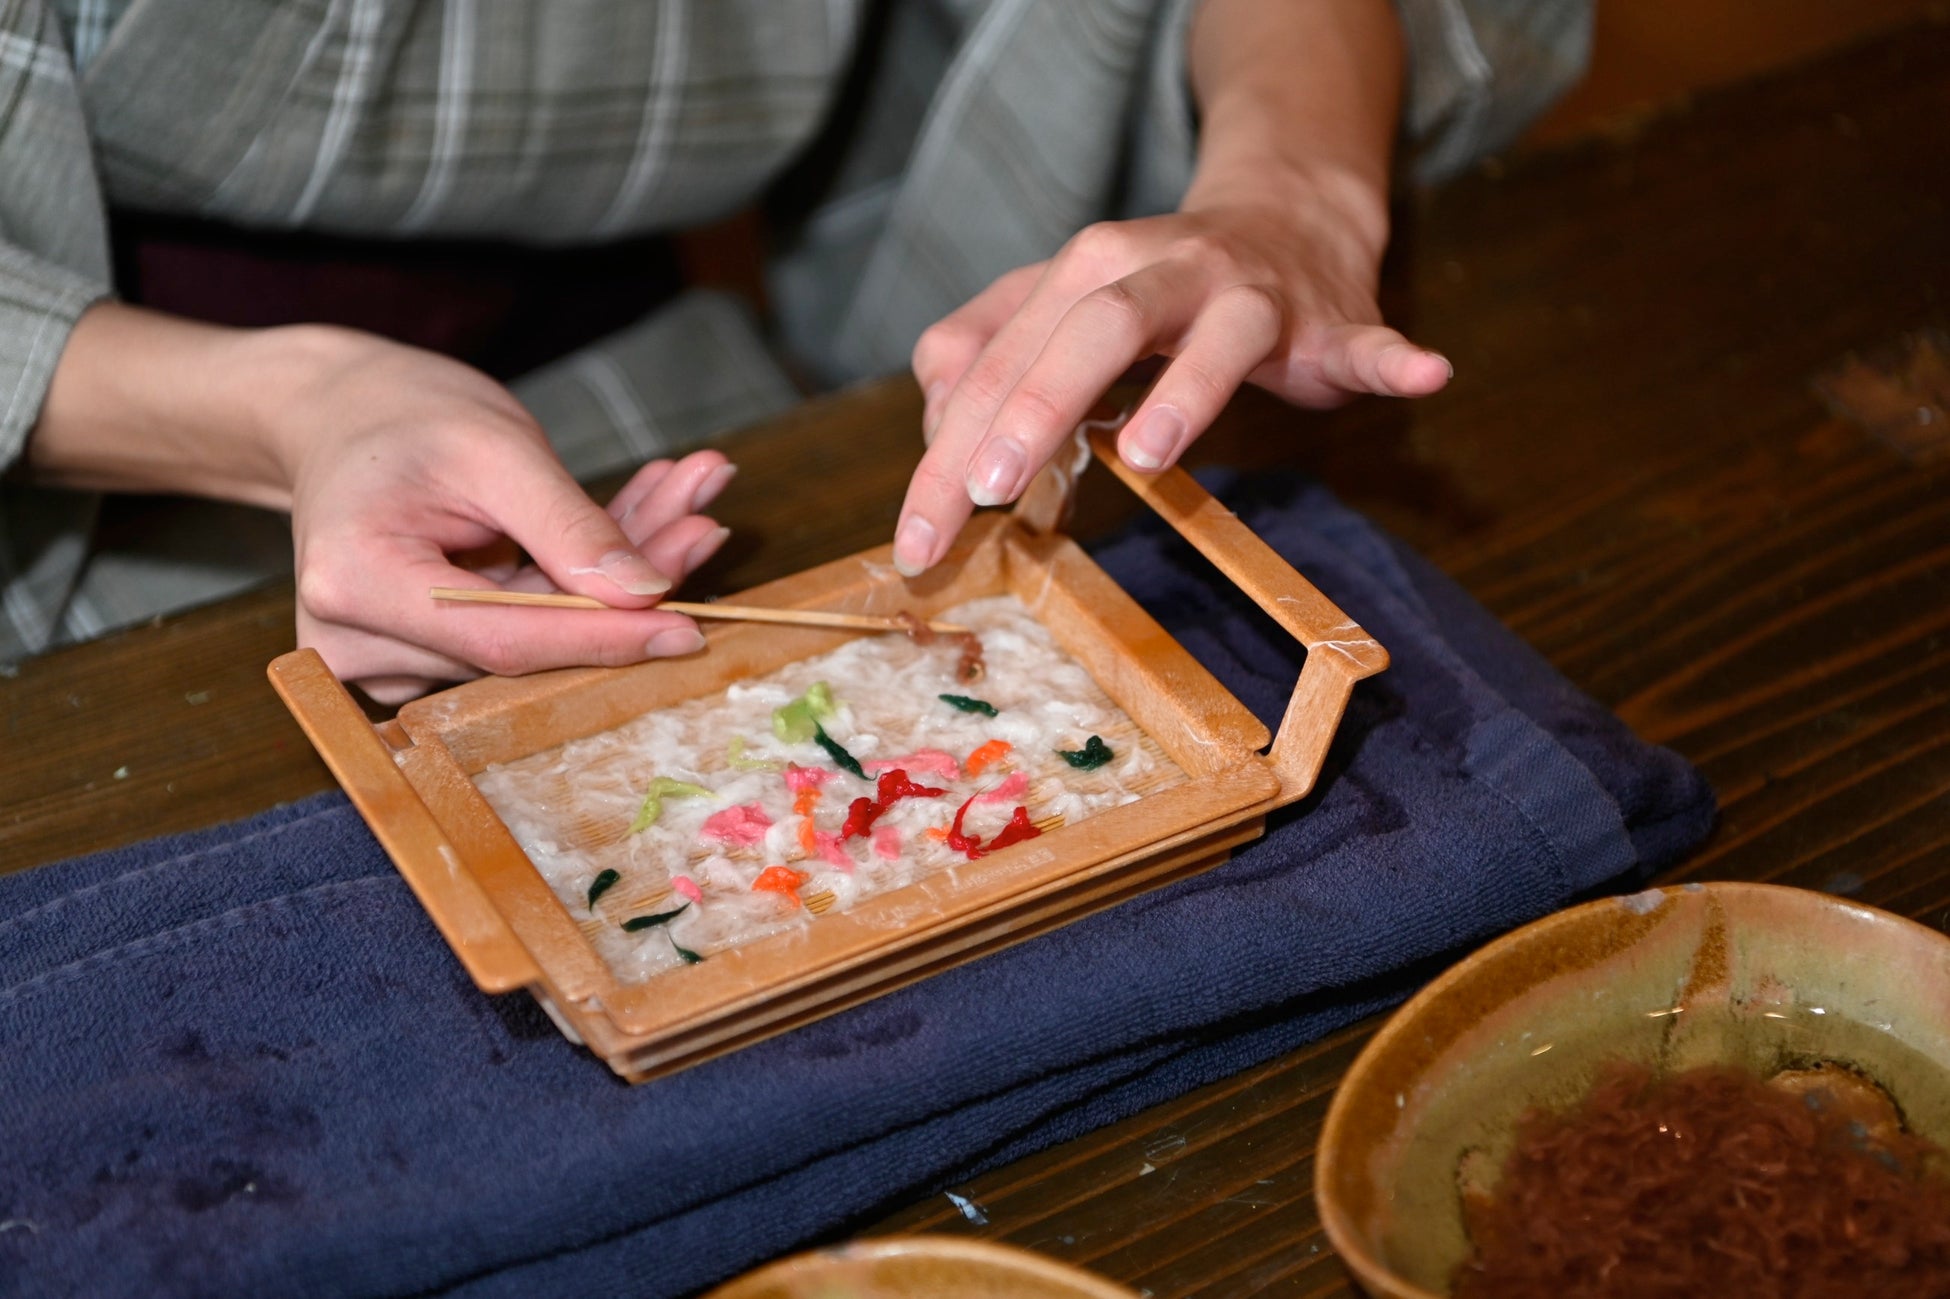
<box><xmin>0</xmin><ymin>528</ymin><xmax>32</xmax><ymax>651</ymax></box>
<box><xmin>70</xmin><ymin>0</ymin><xmax>110</xmax><ymax>72</ymax></box>
<box><xmin>2</xmin><ymin>579</ymin><xmax>50</xmax><ymax>651</ymax></box>
<box><xmin>822</xmin><ymin>0</ymin><xmax>852</xmax><ymax>54</ymax></box>
<box><xmin>0</xmin><ymin>306</ymin><xmax>58</xmax><ymax>450</ymax></box>
<box><xmin>837</xmin><ymin>0</ymin><xmax>1036</xmax><ymax>346</ymax></box>
<box><xmin>60</xmin><ymin>588</ymin><xmax>104</xmax><ymax>639</ymax></box>
<box><xmin>290</xmin><ymin>0</ymin><xmax>384</xmax><ymax>223</ymax></box>
<box><xmin>0</xmin><ymin>511</ymin><xmax>84</xmax><ymax>653</ymax></box>
<box><xmin>572</xmin><ymin>353</ymin><xmax>663</xmax><ymax>459</ymax></box>
<box><xmin>398</xmin><ymin>0</ymin><xmax>474</xmax><ymax>231</ymax></box>
<box><xmin>0</xmin><ymin>29</ymin><xmax>70</xmax><ymax>82</ymax></box>
<box><xmin>593</xmin><ymin>0</ymin><xmax>689</xmax><ymax>237</ymax></box>
<box><xmin>210</xmin><ymin>0</ymin><xmax>348</xmax><ymax>207</ymax></box>
<box><xmin>1434</xmin><ymin>0</ymin><xmax>1495</xmax><ymax>93</ymax></box>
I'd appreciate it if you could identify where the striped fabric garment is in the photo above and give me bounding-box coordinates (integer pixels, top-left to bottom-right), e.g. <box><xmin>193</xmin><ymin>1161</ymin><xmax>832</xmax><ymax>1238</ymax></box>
<box><xmin>0</xmin><ymin>0</ymin><xmax>1591</xmax><ymax>660</ymax></box>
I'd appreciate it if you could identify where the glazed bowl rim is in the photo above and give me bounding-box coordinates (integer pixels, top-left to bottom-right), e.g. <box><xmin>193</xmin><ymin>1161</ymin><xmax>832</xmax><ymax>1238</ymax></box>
<box><xmin>705</xmin><ymin>1232</ymin><xmax>1141</xmax><ymax>1298</ymax></box>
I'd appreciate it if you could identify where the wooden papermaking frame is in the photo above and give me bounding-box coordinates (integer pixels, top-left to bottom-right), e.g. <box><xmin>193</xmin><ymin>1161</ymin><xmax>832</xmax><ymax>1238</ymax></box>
<box><xmin>269</xmin><ymin>427</ymin><xmax>1388</xmax><ymax>1081</ymax></box>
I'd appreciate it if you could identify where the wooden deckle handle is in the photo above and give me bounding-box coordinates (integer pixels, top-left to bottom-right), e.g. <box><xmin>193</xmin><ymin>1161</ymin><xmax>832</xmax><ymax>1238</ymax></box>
<box><xmin>1080</xmin><ymin>426</ymin><xmax>1388</xmax><ymax>805</ymax></box>
<box><xmin>267</xmin><ymin>649</ymin><xmax>541</xmax><ymax>993</ymax></box>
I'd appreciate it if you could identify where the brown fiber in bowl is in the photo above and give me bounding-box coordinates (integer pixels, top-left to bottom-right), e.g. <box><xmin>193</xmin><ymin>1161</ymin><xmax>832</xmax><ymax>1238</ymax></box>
<box><xmin>1451</xmin><ymin>1059</ymin><xmax>1950</xmax><ymax>1296</ymax></box>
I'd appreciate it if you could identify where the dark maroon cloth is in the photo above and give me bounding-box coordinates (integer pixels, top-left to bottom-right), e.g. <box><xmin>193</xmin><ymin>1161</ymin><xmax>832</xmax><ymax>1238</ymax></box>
<box><xmin>111</xmin><ymin>210</ymin><xmax>686</xmax><ymax>380</ymax></box>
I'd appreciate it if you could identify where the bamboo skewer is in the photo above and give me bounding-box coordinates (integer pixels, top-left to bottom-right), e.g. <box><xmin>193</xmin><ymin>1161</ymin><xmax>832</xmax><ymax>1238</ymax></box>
<box><xmin>428</xmin><ymin>586</ymin><xmax>970</xmax><ymax>634</ymax></box>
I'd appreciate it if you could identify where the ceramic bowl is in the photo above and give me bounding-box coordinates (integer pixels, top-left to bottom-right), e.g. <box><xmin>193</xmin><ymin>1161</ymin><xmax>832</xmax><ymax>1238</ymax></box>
<box><xmin>1314</xmin><ymin>881</ymin><xmax>1950</xmax><ymax>1298</ymax></box>
<box><xmin>704</xmin><ymin>1235</ymin><xmax>1140</xmax><ymax>1299</ymax></box>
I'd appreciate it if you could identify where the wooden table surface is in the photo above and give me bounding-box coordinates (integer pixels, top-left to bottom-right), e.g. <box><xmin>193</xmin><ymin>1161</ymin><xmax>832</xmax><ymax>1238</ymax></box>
<box><xmin>5</xmin><ymin>20</ymin><xmax>1948</xmax><ymax>1297</ymax></box>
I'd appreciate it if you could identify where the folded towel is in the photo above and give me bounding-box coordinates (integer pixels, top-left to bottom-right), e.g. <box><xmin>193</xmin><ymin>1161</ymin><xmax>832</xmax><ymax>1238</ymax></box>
<box><xmin>0</xmin><ymin>474</ymin><xmax>1715</xmax><ymax>1298</ymax></box>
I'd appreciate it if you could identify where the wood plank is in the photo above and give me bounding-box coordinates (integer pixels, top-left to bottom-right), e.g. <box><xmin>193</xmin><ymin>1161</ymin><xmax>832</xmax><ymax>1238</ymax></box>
<box><xmin>1526</xmin><ymin>0</ymin><xmax>1943</xmax><ymax>146</ymax></box>
<box><xmin>0</xmin><ymin>586</ymin><xmax>329</xmax><ymax>870</ymax></box>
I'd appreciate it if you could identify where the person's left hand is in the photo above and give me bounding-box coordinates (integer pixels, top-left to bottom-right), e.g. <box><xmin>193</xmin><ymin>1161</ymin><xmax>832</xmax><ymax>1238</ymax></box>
<box><xmin>891</xmin><ymin>194</ymin><xmax>1451</xmax><ymax>574</ymax></box>
<box><xmin>300</xmin><ymin>446</ymin><xmax>737</xmax><ymax>704</ymax></box>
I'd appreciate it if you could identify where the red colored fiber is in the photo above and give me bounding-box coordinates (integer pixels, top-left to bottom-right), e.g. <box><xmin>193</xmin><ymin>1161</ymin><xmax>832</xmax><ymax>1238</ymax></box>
<box><xmin>839</xmin><ymin>769</ymin><xmax>946</xmax><ymax>841</ymax></box>
<box><xmin>944</xmin><ymin>796</ymin><xmax>1041</xmax><ymax>860</ymax></box>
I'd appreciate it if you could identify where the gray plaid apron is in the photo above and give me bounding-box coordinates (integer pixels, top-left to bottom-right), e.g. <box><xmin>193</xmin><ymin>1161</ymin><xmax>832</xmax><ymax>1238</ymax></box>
<box><xmin>0</xmin><ymin>0</ymin><xmax>1589</xmax><ymax>658</ymax></box>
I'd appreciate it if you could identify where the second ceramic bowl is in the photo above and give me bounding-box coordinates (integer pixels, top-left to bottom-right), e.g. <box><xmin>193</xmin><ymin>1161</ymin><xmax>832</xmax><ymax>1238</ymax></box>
<box><xmin>704</xmin><ymin>1235</ymin><xmax>1140</xmax><ymax>1299</ymax></box>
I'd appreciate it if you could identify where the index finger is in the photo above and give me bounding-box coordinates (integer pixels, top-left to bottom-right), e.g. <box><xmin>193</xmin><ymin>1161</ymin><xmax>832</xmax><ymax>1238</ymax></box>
<box><xmin>893</xmin><ymin>261</ymin><xmax>1206</xmax><ymax>574</ymax></box>
<box><xmin>306</xmin><ymin>530</ymin><xmax>706</xmax><ymax>679</ymax></box>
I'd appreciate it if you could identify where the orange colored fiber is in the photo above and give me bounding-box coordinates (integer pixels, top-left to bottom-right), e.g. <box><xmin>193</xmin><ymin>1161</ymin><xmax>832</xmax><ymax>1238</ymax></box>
<box><xmin>751</xmin><ymin>865</ymin><xmax>810</xmax><ymax>907</ymax></box>
<box><xmin>965</xmin><ymin>739</ymin><xmax>1012</xmax><ymax>777</ymax></box>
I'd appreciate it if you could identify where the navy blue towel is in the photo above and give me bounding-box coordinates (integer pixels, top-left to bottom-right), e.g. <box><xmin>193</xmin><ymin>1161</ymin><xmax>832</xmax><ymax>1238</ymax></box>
<box><xmin>0</xmin><ymin>475</ymin><xmax>1715</xmax><ymax>1298</ymax></box>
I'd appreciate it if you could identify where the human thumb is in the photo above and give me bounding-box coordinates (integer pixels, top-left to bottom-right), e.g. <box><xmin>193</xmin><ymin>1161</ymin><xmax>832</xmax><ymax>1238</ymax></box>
<box><xmin>487</xmin><ymin>457</ymin><xmax>672</xmax><ymax>605</ymax></box>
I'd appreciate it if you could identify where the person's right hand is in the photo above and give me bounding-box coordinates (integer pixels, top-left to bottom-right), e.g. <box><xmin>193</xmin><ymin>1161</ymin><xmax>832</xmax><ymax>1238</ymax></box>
<box><xmin>31</xmin><ymin>305</ymin><xmax>735</xmax><ymax>703</ymax></box>
<box><xmin>273</xmin><ymin>331</ymin><xmax>737</xmax><ymax>702</ymax></box>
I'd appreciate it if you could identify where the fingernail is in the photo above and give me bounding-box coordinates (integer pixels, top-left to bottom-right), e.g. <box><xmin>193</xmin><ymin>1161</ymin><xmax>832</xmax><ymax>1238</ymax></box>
<box><xmin>685</xmin><ymin>525</ymin><xmax>732</xmax><ymax>572</ymax></box>
<box><xmin>893</xmin><ymin>514</ymin><xmax>938</xmax><ymax>577</ymax></box>
<box><xmin>598</xmin><ymin>549</ymin><xmax>671</xmax><ymax>596</ymax></box>
<box><xmin>693</xmin><ymin>462</ymin><xmax>738</xmax><ymax>511</ymax></box>
<box><xmin>966</xmin><ymin>438</ymin><xmax>1029</xmax><ymax>507</ymax></box>
<box><xmin>647</xmin><ymin>626</ymin><xmax>705</xmax><ymax>657</ymax></box>
<box><xmin>922</xmin><ymin>384</ymin><xmax>946</xmax><ymax>442</ymax></box>
<box><xmin>1123</xmin><ymin>404</ymin><xmax>1187</xmax><ymax>471</ymax></box>
<box><xmin>1431</xmin><ymin>351</ymin><xmax>1455</xmax><ymax>380</ymax></box>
